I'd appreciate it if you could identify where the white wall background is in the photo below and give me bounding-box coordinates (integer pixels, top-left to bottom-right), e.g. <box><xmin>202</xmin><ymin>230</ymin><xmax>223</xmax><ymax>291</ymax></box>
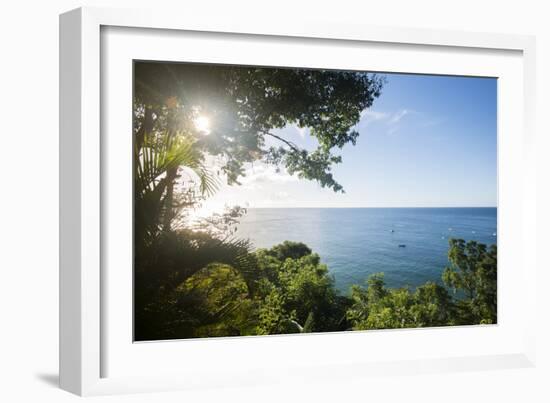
<box><xmin>0</xmin><ymin>1</ymin><xmax>548</xmax><ymax>401</ymax></box>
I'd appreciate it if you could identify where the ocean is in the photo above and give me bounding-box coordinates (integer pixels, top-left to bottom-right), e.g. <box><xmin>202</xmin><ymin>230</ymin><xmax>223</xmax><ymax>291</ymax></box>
<box><xmin>234</xmin><ymin>208</ymin><xmax>497</xmax><ymax>293</ymax></box>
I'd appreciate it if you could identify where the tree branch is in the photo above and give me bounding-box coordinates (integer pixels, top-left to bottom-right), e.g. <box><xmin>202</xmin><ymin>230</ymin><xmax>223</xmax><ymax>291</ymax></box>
<box><xmin>260</xmin><ymin>129</ymin><xmax>300</xmax><ymax>152</ymax></box>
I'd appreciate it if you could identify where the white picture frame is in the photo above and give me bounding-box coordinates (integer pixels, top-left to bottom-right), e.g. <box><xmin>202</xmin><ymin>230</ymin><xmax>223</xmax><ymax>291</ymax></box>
<box><xmin>60</xmin><ymin>6</ymin><xmax>537</xmax><ymax>396</ymax></box>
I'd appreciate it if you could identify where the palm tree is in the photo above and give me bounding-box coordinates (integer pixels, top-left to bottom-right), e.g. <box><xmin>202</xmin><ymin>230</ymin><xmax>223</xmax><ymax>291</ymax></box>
<box><xmin>133</xmin><ymin>130</ymin><xmax>262</xmax><ymax>340</ymax></box>
<box><xmin>134</xmin><ymin>130</ymin><xmax>218</xmax><ymax>249</ymax></box>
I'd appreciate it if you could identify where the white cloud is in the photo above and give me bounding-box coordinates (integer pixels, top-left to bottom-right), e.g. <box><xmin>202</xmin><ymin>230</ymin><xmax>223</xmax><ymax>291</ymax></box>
<box><xmin>382</xmin><ymin>109</ymin><xmax>418</xmax><ymax>135</ymax></box>
<box><xmin>354</xmin><ymin>109</ymin><xmax>390</xmax><ymax>132</ymax></box>
<box><xmin>355</xmin><ymin>107</ymin><xmax>416</xmax><ymax>136</ymax></box>
<box><xmin>360</xmin><ymin>110</ymin><xmax>389</xmax><ymax>121</ymax></box>
<box><xmin>294</xmin><ymin>125</ymin><xmax>309</xmax><ymax>138</ymax></box>
<box><xmin>387</xmin><ymin>125</ymin><xmax>401</xmax><ymax>135</ymax></box>
<box><xmin>388</xmin><ymin>109</ymin><xmax>411</xmax><ymax>125</ymax></box>
<box><xmin>240</xmin><ymin>163</ymin><xmax>298</xmax><ymax>189</ymax></box>
<box><xmin>271</xmin><ymin>191</ymin><xmax>290</xmax><ymax>200</ymax></box>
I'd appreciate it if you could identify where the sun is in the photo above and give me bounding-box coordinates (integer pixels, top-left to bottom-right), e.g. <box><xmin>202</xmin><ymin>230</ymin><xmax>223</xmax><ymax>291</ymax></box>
<box><xmin>194</xmin><ymin>115</ymin><xmax>211</xmax><ymax>135</ymax></box>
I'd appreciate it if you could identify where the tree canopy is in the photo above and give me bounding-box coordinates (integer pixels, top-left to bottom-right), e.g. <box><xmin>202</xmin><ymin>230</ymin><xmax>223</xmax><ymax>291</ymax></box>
<box><xmin>443</xmin><ymin>239</ymin><xmax>497</xmax><ymax>324</ymax></box>
<box><xmin>136</xmin><ymin>238</ymin><xmax>497</xmax><ymax>341</ymax></box>
<box><xmin>134</xmin><ymin>62</ymin><xmax>384</xmax><ymax>192</ymax></box>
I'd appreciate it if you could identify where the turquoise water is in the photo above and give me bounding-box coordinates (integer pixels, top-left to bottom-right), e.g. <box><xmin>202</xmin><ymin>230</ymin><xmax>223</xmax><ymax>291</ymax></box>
<box><xmin>235</xmin><ymin>208</ymin><xmax>497</xmax><ymax>293</ymax></box>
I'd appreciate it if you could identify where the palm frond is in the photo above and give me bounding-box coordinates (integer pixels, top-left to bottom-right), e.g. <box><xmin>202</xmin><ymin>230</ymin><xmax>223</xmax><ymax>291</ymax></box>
<box><xmin>134</xmin><ymin>130</ymin><xmax>221</xmax><ymax>245</ymax></box>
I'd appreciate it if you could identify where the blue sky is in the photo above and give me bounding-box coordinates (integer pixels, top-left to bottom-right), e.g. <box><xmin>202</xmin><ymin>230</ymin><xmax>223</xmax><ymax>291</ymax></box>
<box><xmin>197</xmin><ymin>73</ymin><xmax>497</xmax><ymax>213</ymax></box>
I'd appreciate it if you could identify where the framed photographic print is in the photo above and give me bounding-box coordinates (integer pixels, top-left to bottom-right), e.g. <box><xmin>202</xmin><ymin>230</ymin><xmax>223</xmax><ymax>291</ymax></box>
<box><xmin>60</xmin><ymin>6</ymin><xmax>537</xmax><ymax>396</ymax></box>
<box><xmin>132</xmin><ymin>61</ymin><xmax>498</xmax><ymax>341</ymax></box>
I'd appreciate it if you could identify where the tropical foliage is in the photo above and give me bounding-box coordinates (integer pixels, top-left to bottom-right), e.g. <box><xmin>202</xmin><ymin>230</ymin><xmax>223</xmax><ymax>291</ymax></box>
<box><xmin>132</xmin><ymin>62</ymin><xmax>497</xmax><ymax>341</ymax></box>
<box><xmin>136</xmin><ymin>234</ymin><xmax>496</xmax><ymax>340</ymax></box>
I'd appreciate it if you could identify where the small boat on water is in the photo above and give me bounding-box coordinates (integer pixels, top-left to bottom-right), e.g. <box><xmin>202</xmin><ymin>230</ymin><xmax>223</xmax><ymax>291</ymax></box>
<box><xmin>398</xmin><ymin>244</ymin><xmax>406</xmax><ymax>248</ymax></box>
<box><xmin>492</xmin><ymin>232</ymin><xmax>497</xmax><ymax>236</ymax></box>
<box><xmin>390</xmin><ymin>229</ymin><xmax>395</xmax><ymax>233</ymax></box>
